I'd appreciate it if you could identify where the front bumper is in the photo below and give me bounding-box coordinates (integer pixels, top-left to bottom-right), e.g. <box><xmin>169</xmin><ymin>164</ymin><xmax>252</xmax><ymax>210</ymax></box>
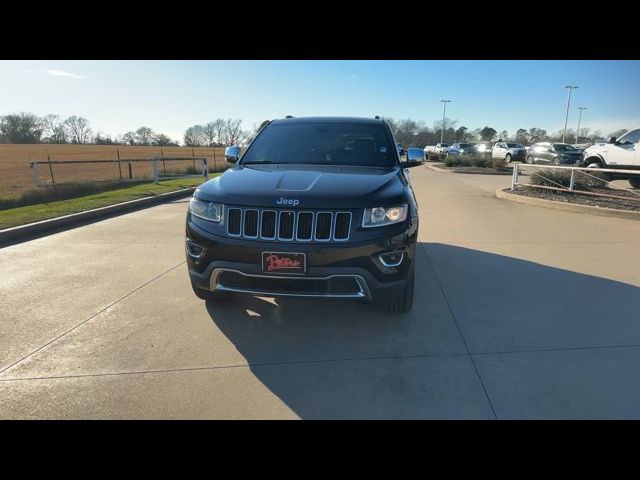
<box><xmin>186</xmin><ymin>215</ymin><xmax>418</xmax><ymax>302</ymax></box>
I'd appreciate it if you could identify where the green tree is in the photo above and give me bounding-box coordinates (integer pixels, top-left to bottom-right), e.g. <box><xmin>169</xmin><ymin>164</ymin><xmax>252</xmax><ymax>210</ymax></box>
<box><xmin>479</xmin><ymin>126</ymin><xmax>497</xmax><ymax>141</ymax></box>
<box><xmin>455</xmin><ymin>126</ymin><xmax>468</xmax><ymax>142</ymax></box>
<box><xmin>528</xmin><ymin>128</ymin><xmax>547</xmax><ymax>143</ymax></box>
<box><xmin>152</xmin><ymin>133</ymin><xmax>176</xmax><ymax>146</ymax></box>
<box><xmin>515</xmin><ymin>128</ymin><xmax>528</xmax><ymax>145</ymax></box>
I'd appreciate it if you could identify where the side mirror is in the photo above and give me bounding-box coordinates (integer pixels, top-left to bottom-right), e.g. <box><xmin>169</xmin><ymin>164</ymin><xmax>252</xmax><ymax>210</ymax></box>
<box><xmin>607</xmin><ymin>136</ymin><xmax>617</xmax><ymax>144</ymax></box>
<box><xmin>225</xmin><ymin>145</ymin><xmax>240</xmax><ymax>163</ymax></box>
<box><xmin>403</xmin><ymin>148</ymin><xmax>425</xmax><ymax>168</ymax></box>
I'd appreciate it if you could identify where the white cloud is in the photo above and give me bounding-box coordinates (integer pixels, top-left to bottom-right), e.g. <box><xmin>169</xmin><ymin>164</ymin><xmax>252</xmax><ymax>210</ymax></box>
<box><xmin>44</xmin><ymin>69</ymin><xmax>85</xmax><ymax>79</ymax></box>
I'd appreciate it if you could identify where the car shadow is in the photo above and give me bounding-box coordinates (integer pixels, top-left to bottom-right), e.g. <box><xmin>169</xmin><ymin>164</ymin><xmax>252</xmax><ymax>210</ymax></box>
<box><xmin>205</xmin><ymin>242</ymin><xmax>640</xmax><ymax>419</ymax></box>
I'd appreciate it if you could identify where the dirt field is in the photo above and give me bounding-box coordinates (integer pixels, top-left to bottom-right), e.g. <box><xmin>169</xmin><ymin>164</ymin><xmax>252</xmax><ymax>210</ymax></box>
<box><xmin>0</xmin><ymin>144</ymin><xmax>228</xmax><ymax>198</ymax></box>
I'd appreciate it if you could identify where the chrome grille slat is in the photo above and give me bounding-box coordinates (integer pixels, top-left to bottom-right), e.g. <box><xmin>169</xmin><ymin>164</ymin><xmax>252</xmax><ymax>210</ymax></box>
<box><xmin>278</xmin><ymin>211</ymin><xmax>295</xmax><ymax>241</ymax></box>
<box><xmin>226</xmin><ymin>207</ymin><xmax>351</xmax><ymax>242</ymax></box>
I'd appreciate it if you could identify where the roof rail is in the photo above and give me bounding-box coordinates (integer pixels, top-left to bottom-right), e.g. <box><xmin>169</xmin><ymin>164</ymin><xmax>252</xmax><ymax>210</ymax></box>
<box><xmin>285</xmin><ymin>115</ymin><xmax>294</xmax><ymax>118</ymax></box>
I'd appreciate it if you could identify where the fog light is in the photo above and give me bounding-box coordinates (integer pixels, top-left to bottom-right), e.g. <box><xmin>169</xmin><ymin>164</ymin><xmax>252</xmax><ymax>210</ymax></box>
<box><xmin>186</xmin><ymin>239</ymin><xmax>205</xmax><ymax>258</ymax></box>
<box><xmin>379</xmin><ymin>251</ymin><xmax>404</xmax><ymax>267</ymax></box>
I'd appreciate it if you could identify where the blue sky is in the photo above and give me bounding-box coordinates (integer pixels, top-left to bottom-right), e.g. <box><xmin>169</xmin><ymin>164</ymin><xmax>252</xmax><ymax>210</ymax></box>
<box><xmin>1</xmin><ymin>60</ymin><xmax>638</xmax><ymax>143</ymax></box>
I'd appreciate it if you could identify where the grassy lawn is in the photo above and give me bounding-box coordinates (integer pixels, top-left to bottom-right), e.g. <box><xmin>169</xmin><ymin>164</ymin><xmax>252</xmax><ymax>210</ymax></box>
<box><xmin>0</xmin><ymin>177</ymin><xmax>215</xmax><ymax>230</ymax></box>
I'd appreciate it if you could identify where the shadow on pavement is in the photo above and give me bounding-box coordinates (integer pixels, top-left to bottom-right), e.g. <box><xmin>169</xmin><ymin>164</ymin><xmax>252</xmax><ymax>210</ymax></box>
<box><xmin>205</xmin><ymin>242</ymin><xmax>640</xmax><ymax>419</ymax></box>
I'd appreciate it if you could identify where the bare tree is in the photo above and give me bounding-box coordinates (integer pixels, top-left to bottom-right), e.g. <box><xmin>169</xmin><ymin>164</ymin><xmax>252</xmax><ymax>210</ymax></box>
<box><xmin>221</xmin><ymin>118</ymin><xmax>248</xmax><ymax>146</ymax></box>
<box><xmin>122</xmin><ymin>131</ymin><xmax>137</xmax><ymax>146</ymax></box>
<box><xmin>43</xmin><ymin>114</ymin><xmax>68</xmax><ymax>143</ymax></box>
<box><xmin>135</xmin><ymin>126</ymin><xmax>154</xmax><ymax>146</ymax></box>
<box><xmin>184</xmin><ymin>125</ymin><xmax>207</xmax><ymax>146</ymax></box>
<box><xmin>64</xmin><ymin>116</ymin><xmax>92</xmax><ymax>144</ymax></box>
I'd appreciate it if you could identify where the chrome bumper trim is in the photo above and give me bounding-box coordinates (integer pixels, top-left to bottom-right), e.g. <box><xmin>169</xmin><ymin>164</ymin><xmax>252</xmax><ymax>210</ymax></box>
<box><xmin>210</xmin><ymin>268</ymin><xmax>371</xmax><ymax>300</ymax></box>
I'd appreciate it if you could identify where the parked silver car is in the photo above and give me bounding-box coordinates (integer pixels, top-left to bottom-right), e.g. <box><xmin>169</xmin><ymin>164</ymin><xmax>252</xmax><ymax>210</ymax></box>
<box><xmin>492</xmin><ymin>142</ymin><xmax>526</xmax><ymax>163</ymax></box>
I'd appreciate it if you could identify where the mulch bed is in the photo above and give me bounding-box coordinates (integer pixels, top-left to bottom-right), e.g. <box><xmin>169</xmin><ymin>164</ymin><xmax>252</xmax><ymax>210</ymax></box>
<box><xmin>510</xmin><ymin>185</ymin><xmax>640</xmax><ymax>212</ymax></box>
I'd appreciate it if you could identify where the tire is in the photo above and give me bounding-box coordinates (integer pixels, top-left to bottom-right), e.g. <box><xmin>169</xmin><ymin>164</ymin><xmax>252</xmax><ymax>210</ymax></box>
<box><xmin>629</xmin><ymin>178</ymin><xmax>640</xmax><ymax>188</ymax></box>
<box><xmin>505</xmin><ymin>154</ymin><xmax>512</xmax><ymax>164</ymax></box>
<box><xmin>552</xmin><ymin>157</ymin><xmax>560</xmax><ymax>165</ymax></box>
<box><xmin>526</xmin><ymin>156</ymin><xmax>534</xmax><ymax>164</ymax></box>
<box><xmin>586</xmin><ymin>159</ymin><xmax>604</xmax><ymax>169</ymax></box>
<box><xmin>385</xmin><ymin>265</ymin><xmax>415</xmax><ymax>314</ymax></box>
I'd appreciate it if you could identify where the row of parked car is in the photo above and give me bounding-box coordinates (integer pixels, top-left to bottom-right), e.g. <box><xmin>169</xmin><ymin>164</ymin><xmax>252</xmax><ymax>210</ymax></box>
<box><xmin>414</xmin><ymin>128</ymin><xmax>640</xmax><ymax>187</ymax></box>
<box><xmin>423</xmin><ymin>141</ymin><xmax>587</xmax><ymax>165</ymax></box>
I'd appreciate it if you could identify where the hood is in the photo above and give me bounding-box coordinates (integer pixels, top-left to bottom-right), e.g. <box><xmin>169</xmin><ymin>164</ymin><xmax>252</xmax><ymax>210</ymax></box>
<box><xmin>195</xmin><ymin>164</ymin><xmax>407</xmax><ymax>209</ymax></box>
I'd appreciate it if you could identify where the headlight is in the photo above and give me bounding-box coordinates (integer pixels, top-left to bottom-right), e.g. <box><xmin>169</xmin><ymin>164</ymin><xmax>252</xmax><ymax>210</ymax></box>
<box><xmin>189</xmin><ymin>197</ymin><xmax>223</xmax><ymax>222</ymax></box>
<box><xmin>362</xmin><ymin>205</ymin><xmax>407</xmax><ymax>228</ymax></box>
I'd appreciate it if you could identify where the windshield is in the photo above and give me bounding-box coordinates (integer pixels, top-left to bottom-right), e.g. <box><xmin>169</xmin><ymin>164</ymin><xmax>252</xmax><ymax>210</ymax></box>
<box><xmin>459</xmin><ymin>144</ymin><xmax>472</xmax><ymax>148</ymax></box>
<box><xmin>242</xmin><ymin>122</ymin><xmax>396</xmax><ymax>167</ymax></box>
<box><xmin>553</xmin><ymin>144</ymin><xmax>579</xmax><ymax>152</ymax></box>
<box><xmin>506</xmin><ymin>143</ymin><xmax>523</xmax><ymax>148</ymax></box>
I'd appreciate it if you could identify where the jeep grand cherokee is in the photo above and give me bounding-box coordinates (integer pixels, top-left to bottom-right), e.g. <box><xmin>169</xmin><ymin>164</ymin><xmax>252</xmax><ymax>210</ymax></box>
<box><xmin>185</xmin><ymin>116</ymin><xmax>423</xmax><ymax>313</ymax></box>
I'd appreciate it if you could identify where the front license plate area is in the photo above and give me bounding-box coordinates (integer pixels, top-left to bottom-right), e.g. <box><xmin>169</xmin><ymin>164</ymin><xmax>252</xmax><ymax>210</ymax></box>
<box><xmin>262</xmin><ymin>252</ymin><xmax>306</xmax><ymax>274</ymax></box>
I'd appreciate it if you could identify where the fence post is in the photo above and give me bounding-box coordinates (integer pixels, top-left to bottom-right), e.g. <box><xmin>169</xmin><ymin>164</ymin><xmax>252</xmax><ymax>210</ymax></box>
<box><xmin>202</xmin><ymin>158</ymin><xmax>209</xmax><ymax>180</ymax></box>
<box><xmin>213</xmin><ymin>149</ymin><xmax>217</xmax><ymax>172</ymax></box>
<box><xmin>31</xmin><ymin>161</ymin><xmax>41</xmax><ymax>187</ymax></box>
<box><xmin>47</xmin><ymin>153</ymin><xmax>55</xmax><ymax>184</ymax></box>
<box><xmin>153</xmin><ymin>158</ymin><xmax>159</xmax><ymax>184</ymax></box>
<box><xmin>511</xmin><ymin>162</ymin><xmax>519</xmax><ymax>191</ymax></box>
<box><xmin>569</xmin><ymin>168</ymin><xmax>575</xmax><ymax>191</ymax></box>
<box><xmin>128</xmin><ymin>162</ymin><xmax>133</xmax><ymax>180</ymax></box>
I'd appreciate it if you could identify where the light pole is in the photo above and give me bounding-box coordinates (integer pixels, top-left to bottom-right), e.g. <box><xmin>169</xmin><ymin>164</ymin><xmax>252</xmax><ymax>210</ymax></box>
<box><xmin>440</xmin><ymin>99</ymin><xmax>451</xmax><ymax>144</ymax></box>
<box><xmin>562</xmin><ymin>85</ymin><xmax>578</xmax><ymax>143</ymax></box>
<box><xmin>575</xmin><ymin>107</ymin><xmax>586</xmax><ymax>145</ymax></box>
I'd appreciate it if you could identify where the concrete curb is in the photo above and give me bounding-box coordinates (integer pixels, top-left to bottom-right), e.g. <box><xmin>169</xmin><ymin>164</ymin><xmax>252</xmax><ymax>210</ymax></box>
<box><xmin>495</xmin><ymin>188</ymin><xmax>640</xmax><ymax>221</ymax></box>
<box><xmin>0</xmin><ymin>187</ymin><xmax>196</xmax><ymax>244</ymax></box>
<box><xmin>428</xmin><ymin>163</ymin><xmax>511</xmax><ymax>175</ymax></box>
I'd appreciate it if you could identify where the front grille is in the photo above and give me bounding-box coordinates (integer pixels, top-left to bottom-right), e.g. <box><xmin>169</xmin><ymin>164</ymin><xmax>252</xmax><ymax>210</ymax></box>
<box><xmin>226</xmin><ymin>207</ymin><xmax>352</xmax><ymax>242</ymax></box>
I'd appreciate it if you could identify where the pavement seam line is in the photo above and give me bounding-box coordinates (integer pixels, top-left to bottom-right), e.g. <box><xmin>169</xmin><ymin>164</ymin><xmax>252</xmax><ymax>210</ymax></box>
<box><xmin>471</xmin><ymin>343</ymin><xmax>640</xmax><ymax>356</ymax></box>
<box><xmin>0</xmin><ymin>261</ymin><xmax>186</xmax><ymax>376</ymax></box>
<box><xmin>6</xmin><ymin>340</ymin><xmax>640</xmax><ymax>384</ymax></box>
<box><xmin>0</xmin><ymin>351</ymin><xmax>472</xmax><ymax>382</ymax></box>
<box><xmin>419</xmin><ymin>242</ymin><xmax>499</xmax><ymax>420</ymax></box>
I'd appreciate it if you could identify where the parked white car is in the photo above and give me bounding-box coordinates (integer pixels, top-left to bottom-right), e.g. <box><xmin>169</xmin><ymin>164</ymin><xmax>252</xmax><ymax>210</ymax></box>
<box><xmin>581</xmin><ymin>128</ymin><xmax>640</xmax><ymax>188</ymax></box>
<box><xmin>492</xmin><ymin>142</ymin><xmax>526</xmax><ymax>163</ymax></box>
<box><xmin>424</xmin><ymin>143</ymin><xmax>450</xmax><ymax>159</ymax></box>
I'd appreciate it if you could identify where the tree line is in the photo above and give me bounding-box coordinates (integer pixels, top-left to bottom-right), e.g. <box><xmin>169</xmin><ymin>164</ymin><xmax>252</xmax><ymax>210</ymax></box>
<box><xmin>1</xmin><ymin>112</ymin><xmax>626</xmax><ymax>148</ymax></box>
<box><xmin>0</xmin><ymin>112</ymin><xmax>253</xmax><ymax>147</ymax></box>
<box><xmin>385</xmin><ymin>117</ymin><xmax>618</xmax><ymax>148</ymax></box>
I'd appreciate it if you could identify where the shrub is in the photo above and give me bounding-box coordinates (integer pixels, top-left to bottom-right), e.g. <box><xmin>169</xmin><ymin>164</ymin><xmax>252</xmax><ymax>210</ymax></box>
<box><xmin>491</xmin><ymin>159</ymin><xmax>506</xmax><ymax>170</ymax></box>
<box><xmin>529</xmin><ymin>168</ymin><xmax>609</xmax><ymax>191</ymax></box>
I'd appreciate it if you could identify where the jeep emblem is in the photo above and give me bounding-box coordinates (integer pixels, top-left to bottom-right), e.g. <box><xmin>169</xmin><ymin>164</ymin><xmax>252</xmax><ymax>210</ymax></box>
<box><xmin>276</xmin><ymin>197</ymin><xmax>300</xmax><ymax>207</ymax></box>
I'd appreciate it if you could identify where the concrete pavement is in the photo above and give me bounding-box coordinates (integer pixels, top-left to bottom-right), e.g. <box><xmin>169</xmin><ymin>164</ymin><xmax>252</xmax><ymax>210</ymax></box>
<box><xmin>1</xmin><ymin>167</ymin><xmax>639</xmax><ymax>418</ymax></box>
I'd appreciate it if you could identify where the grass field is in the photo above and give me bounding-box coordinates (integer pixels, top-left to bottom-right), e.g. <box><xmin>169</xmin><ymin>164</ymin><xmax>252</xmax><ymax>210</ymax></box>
<box><xmin>0</xmin><ymin>177</ymin><xmax>212</xmax><ymax>230</ymax></box>
<box><xmin>0</xmin><ymin>144</ymin><xmax>228</xmax><ymax>198</ymax></box>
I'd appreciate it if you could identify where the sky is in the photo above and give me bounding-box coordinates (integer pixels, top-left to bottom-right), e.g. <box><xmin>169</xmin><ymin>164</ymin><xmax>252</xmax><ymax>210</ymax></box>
<box><xmin>1</xmin><ymin>60</ymin><xmax>639</xmax><ymax>143</ymax></box>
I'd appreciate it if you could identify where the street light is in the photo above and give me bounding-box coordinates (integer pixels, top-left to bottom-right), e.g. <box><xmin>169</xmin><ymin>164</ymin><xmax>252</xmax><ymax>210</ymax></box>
<box><xmin>576</xmin><ymin>107</ymin><xmax>587</xmax><ymax>145</ymax></box>
<box><xmin>440</xmin><ymin>99</ymin><xmax>451</xmax><ymax>143</ymax></box>
<box><xmin>562</xmin><ymin>85</ymin><xmax>578</xmax><ymax>143</ymax></box>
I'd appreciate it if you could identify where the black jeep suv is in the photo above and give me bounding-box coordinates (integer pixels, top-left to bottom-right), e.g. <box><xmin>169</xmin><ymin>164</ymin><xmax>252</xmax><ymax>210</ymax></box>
<box><xmin>185</xmin><ymin>116</ymin><xmax>423</xmax><ymax>313</ymax></box>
